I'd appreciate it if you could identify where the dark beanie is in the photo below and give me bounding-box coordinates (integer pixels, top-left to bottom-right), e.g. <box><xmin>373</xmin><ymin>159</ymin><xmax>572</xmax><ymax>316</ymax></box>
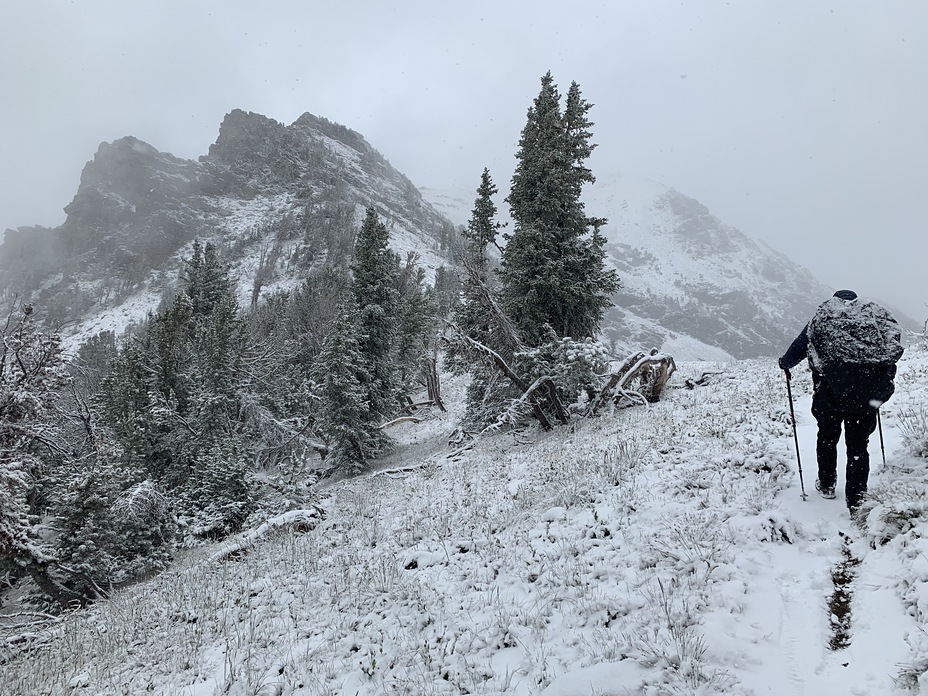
<box><xmin>833</xmin><ymin>289</ymin><xmax>858</xmax><ymax>301</ymax></box>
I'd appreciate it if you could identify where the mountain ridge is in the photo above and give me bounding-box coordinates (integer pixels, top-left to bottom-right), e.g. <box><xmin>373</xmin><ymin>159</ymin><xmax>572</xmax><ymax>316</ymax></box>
<box><xmin>0</xmin><ymin>109</ymin><xmax>458</xmax><ymax>342</ymax></box>
<box><xmin>0</xmin><ymin>109</ymin><xmax>883</xmax><ymax>360</ymax></box>
<box><xmin>422</xmin><ymin>173</ymin><xmax>898</xmax><ymax>360</ymax></box>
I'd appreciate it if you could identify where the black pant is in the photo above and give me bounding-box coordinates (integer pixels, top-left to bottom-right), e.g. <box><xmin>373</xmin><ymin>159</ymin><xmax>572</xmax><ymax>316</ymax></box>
<box><xmin>812</xmin><ymin>395</ymin><xmax>878</xmax><ymax>509</ymax></box>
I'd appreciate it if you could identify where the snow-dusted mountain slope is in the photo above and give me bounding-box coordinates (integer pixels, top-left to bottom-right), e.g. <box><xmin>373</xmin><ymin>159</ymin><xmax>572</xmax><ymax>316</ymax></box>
<box><xmin>591</xmin><ymin>173</ymin><xmax>832</xmax><ymax>359</ymax></box>
<box><xmin>5</xmin><ymin>341</ymin><xmax>928</xmax><ymax>694</ymax></box>
<box><xmin>424</xmin><ymin>174</ymin><xmax>833</xmax><ymax>360</ymax></box>
<box><xmin>0</xmin><ymin>110</ymin><xmax>458</xmax><ymax>347</ymax></box>
<box><xmin>2</xmin><ymin>107</ymin><xmax>861</xmax><ymax>360</ymax></box>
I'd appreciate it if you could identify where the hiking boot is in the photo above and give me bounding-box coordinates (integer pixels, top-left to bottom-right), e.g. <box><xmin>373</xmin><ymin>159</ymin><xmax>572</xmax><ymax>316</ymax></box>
<box><xmin>815</xmin><ymin>479</ymin><xmax>836</xmax><ymax>499</ymax></box>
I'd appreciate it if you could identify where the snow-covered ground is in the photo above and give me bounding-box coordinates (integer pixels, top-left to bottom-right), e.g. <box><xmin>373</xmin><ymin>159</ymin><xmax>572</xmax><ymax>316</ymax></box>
<box><xmin>3</xmin><ymin>345</ymin><xmax>928</xmax><ymax>695</ymax></box>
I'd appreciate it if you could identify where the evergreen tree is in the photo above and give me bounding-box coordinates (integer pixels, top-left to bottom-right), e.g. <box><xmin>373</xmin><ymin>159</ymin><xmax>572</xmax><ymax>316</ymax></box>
<box><xmin>432</xmin><ymin>265</ymin><xmax>461</xmax><ymax>323</ymax></box>
<box><xmin>71</xmin><ymin>330</ymin><xmax>118</xmax><ymax>397</ymax></box>
<box><xmin>311</xmin><ymin>302</ymin><xmax>380</xmax><ymax>472</ymax></box>
<box><xmin>184</xmin><ymin>240</ymin><xmax>234</xmax><ymax>318</ymax></box>
<box><xmin>352</xmin><ymin>207</ymin><xmax>400</xmax><ymax>421</ymax></box>
<box><xmin>181</xmin><ymin>240</ymin><xmax>246</xmax><ymax>434</ymax></box>
<box><xmin>563</xmin><ymin>81</ymin><xmax>597</xmax><ymax>206</ymax></box>
<box><xmin>448</xmin><ymin>168</ymin><xmax>504</xmax><ymax>372</ymax></box>
<box><xmin>101</xmin><ymin>338</ymin><xmax>169</xmax><ymax>480</ymax></box>
<box><xmin>500</xmin><ymin>72</ymin><xmax>619</xmax><ymax>344</ymax></box>
<box><xmin>0</xmin><ymin>305</ymin><xmax>88</xmax><ymax>608</ymax></box>
<box><xmin>461</xmin><ymin>168</ymin><xmax>502</xmax><ymax>276</ymax></box>
<box><xmin>181</xmin><ymin>438</ymin><xmax>253</xmax><ymax>538</ymax></box>
<box><xmin>395</xmin><ymin>253</ymin><xmax>436</xmax><ymax>398</ymax></box>
<box><xmin>449</xmin><ymin>170</ymin><xmax>523</xmax><ymax>428</ymax></box>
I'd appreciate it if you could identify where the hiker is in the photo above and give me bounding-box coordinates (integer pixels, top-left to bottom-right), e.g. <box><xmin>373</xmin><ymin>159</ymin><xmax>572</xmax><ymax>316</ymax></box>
<box><xmin>778</xmin><ymin>289</ymin><xmax>903</xmax><ymax>514</ymax></box>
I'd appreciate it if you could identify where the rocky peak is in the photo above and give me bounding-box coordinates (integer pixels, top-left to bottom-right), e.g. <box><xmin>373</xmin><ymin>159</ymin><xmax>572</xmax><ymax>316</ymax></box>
<box><xmin>64</xmin><ymin>136</ymin><xmax>202</xmax><ymax>229</ymax></box>
<box><xmin>1</xmin><ymin>107</ymin><xmax>458</xmax><ymax>337</ymax></box>
<box><xmin>206</xmin><ymin>109</ymin><xmax>288</xmax><ymax>169</ymax></box>
<box><xmin>291</xmin><ymin>112</ymin><xmax>370</xmax><ymax>155</ymax></box>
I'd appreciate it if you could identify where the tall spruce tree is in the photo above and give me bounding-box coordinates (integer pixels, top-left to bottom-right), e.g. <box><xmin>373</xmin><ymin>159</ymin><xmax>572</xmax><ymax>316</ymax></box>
<box><xmin>448</xmin><ymin>168</ymin><xmax>503</xmax><ymax>371</ymax></box>
<box><xmin>395</xmin><ymin>254</ymin><xmax>435</xmax><ymax>396</ymax></box>
<box><xmin>500</xmin><ymin>72</ymin><xmax>619</xmax><ymax>344</ymax></box>
<box><xmin>352</xmin><ymin>207</ymin><xmax>400</xmax><ymax>422</ymax></box>
<box><xmin>462</xmin><ymin>168</ymin><xmax>501</xmax><ymax>277</ymax></box>
<box><xmin>449</xmin><ymin>169</ymin><xmax>524</xmax><ymax>427</ymax></box>
<box><xmin>311</xmin><ymin>302</ymin><xmax>379</xmax><ymax>472</ymax></box>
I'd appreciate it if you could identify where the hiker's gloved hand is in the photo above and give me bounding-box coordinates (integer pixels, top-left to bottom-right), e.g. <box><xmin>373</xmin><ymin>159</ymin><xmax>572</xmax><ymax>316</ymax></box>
<box><xmin>777</xmin><ymin>357</ymin><xmax>790</xmax><ymax>379</ymax></box>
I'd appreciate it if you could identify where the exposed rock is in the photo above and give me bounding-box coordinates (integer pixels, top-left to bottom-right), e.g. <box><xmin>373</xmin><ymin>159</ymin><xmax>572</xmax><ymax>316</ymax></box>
<box><xmin>0</xmin><ymin>109</ymin><xmax>458</xmax><ymax>336</ymax></box>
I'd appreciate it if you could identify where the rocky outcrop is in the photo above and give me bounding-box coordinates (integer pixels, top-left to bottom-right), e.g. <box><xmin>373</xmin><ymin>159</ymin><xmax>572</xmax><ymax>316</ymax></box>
<box><xmin>0</xmin><ymin>109</ymin><xmax>459</xmax><ymax>332</ymax></box>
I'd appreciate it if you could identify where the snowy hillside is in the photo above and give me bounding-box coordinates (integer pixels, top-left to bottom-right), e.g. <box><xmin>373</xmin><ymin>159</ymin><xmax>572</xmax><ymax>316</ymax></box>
<box><xmin>4</xmin><ymin>341</ymin><xmax>928</xmax><ymax>695</ymax></box>
<box><xmin>1</xmin><ymin>110</ymin><xmax>458</xmax><ymax>350</ymax></box>
<box><xmin>423</xmin><ymin>174</ymin><xmax>834</xmax><ymax>360</ymax></box>
<box><xmin>58</xmin><ymin>189</ymin><xmax>449</xmax><ymax>354</ymax></box>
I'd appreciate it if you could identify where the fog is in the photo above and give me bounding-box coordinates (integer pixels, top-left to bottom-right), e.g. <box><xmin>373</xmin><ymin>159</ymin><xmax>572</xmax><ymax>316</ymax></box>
<box><xmin>1</xmin><ymin>0</ymin><xmax>925</xmax><ymax>322</ymax></box>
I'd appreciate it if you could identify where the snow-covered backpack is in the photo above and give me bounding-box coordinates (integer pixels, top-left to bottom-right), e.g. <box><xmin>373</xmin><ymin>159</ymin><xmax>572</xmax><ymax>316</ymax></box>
<box><xmin>807</xmin><ymin>297</ymin><xmax>903</xmax><ymax>411</ymax></box>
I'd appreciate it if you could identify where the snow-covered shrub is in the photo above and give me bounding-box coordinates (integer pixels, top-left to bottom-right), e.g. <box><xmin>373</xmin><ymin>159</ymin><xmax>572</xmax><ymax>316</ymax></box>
<box><xmin>647</xmin><ymin>512</ymin><xmax>734</xmax><ymax>582</ymax></box>
<box><xmin>55</xmin><ymin>463</ymin><xmax>175</xmax><ymax>597</ymax></box>
<box><xmin>897</xmin><ymin>627</ymin><xmax>928</xmax><ymax>692</ymax></box>
<box><xmin>179</xmin><ymin>441</ymin><xmax>255</xmax><ymax>541</ymax></box>
<box><xmin>515</xmin><ymin>335</ymin><xmax>610</xmax><ymax>410</ymax></box>
<box><xmin>898</xmin><ymin>405</ymin><xmax>928</xmax><ymax>459</ymax></box>
<box><xmin>864</xmin><ymin>483</ymin><xmax>928</xmax><ymax>546</ymax></box>
<box><xmin>628</xmin><ymin>575</ymin><xmax>735</xmax><ymax>693</ymax></box>
<box><xmin>535</xmin><ymin>435</ymin><xmax>645</xmax><ymax>509</ymax></box>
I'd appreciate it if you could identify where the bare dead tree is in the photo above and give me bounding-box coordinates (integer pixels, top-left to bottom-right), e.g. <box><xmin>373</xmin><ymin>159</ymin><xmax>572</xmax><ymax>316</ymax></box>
<box><xmin>425</xmin><ymin>344</ymin><xmax>445</xmax><ymax>412</ymax></box>
<box><xmin>587</xmin><ymin>349</ymin><xmax>677</xmax><ymax>415</ymax></box>
<box><xmin>251</xmin><ymin>233</ymin><xmax>285</xmax><ymax>307</ymax></box>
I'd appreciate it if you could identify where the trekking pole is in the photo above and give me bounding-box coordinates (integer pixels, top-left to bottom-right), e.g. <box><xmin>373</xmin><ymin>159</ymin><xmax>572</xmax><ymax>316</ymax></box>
<box><xmin>877</xmin><ymin>409</ymin><xmax>886</xmax><ymax>467</ymax></box>
<box><xmin>784</xmin><ymin>369</ymin><xmax>807</xmax><ymax>500</ymax></box>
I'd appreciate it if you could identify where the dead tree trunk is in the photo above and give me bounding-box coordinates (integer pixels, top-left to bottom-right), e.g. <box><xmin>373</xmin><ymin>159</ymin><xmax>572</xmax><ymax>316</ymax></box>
<box><xmin>425</xmin><ymin>352</ymin><xmax>445</xmax><ymax>412</ymax></box>
<box><xmin>443</xmin><ymin>327</ymin><xmax>566</xmax><ymax>430</ymax></box>
<box><xmin>588</xmin><ymin>350</ymin><xmax>677</xmax><ymax>415</ymax></box>
<box><xmin>23</xmin><ymin>559</ymin><xmax>94</xmax><ymax>610</ymax></box>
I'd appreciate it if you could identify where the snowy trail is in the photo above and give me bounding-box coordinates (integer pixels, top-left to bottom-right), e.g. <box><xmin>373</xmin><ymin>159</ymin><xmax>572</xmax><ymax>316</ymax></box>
<box><xmin>736</xmin><ymin>391</ymin><xmax>914</xmax><ymax>695</ymax></box>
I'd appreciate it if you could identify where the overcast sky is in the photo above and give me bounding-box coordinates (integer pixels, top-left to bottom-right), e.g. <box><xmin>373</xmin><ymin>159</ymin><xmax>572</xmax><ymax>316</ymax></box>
<box><xmin>1</xmin><ymin>0</ymin><xmax>925</xmax><ymax>321</ymax></box>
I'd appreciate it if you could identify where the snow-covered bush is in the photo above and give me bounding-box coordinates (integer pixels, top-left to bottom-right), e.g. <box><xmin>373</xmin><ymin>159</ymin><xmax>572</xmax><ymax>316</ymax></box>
<box><xmin>897</xmin><ymin>405</ymin><xmax>928</xmax><ymax>459</ymax></box>
<box><xmin>515</xmin><ymin>334</ymin><xmax>611</xmax><ymax>409</ymax></box>
<box><xmin>628</xmin><ymin>575</ymin><xmax>735</xmax><ymax>693</ymax></box>
<box><xmin>55</xmin><ymin>463</ymin><xmax>175</xmax><ymax>597</ymax></box>
<box><xmin>179</xmin><ymin>441</ymin><xmax>255</xmax><ymax>541</ymax></box>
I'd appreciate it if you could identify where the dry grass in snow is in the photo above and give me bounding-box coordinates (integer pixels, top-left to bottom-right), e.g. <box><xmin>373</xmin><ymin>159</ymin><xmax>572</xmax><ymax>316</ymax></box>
<box><xmin>4</xmin><ymin>347</ymin><xmax>928</xmax><ymax>695</ymax></box>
